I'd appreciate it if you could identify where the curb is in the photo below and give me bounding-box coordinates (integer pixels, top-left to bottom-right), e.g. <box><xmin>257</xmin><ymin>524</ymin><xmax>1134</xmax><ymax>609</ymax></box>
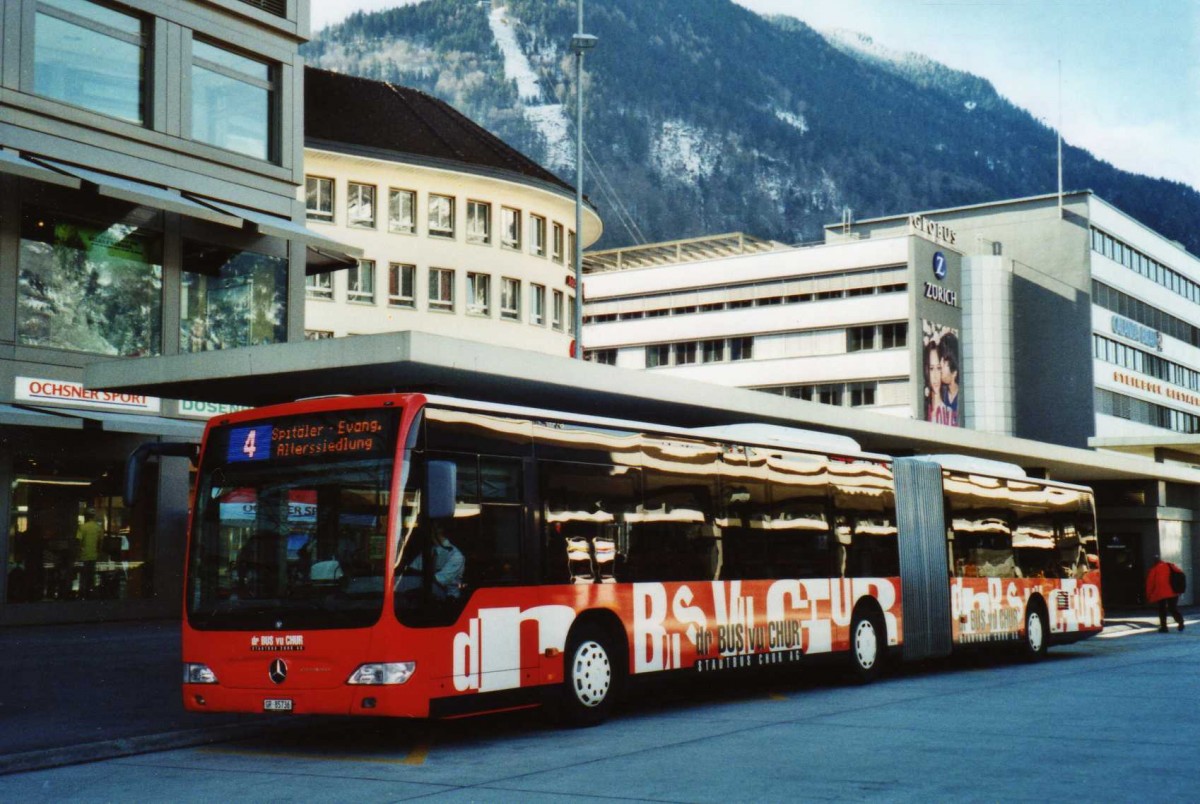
<box><xmin>0</xmin><ymin>720</ymin><xmax>317</xmax><ymax>777</ymax></box>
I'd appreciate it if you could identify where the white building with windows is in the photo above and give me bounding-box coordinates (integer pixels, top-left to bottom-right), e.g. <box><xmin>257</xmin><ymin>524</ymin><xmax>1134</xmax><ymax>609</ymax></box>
<box><xmin>582</xmin><ymin>230</ymin><xmax>953</xmax><ymax>420</ymax></box>
<box><xmin>301</xmin><ymin>69</ymin><xmax>601</xmax><ymax>354</ymax></box>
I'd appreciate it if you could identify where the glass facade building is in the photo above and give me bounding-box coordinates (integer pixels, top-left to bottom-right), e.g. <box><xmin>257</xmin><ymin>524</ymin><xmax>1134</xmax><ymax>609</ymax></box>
<box><xmin>0</xmin><ymin>0</ymin><xmax>353</xmax><ymax>625</ymax></box>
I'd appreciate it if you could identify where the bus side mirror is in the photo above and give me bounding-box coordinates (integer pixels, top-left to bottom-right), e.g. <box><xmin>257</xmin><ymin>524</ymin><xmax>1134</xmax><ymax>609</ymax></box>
<box><xmin>125</xmin><ymin>442</ymin><xmax>199</xmax><ymax>507</ymax></box>
<box><xmin>426</xmin><ymin>460</ymin><xmax>457</xmax><ymax>520</ymax></box>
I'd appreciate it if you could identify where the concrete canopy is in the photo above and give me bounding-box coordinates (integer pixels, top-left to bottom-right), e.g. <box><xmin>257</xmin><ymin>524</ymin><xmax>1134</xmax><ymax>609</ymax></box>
<box><xmin>85</xmin><ymin>331</ymin><xmax>1200</xmax><ymax>486</ymax></box>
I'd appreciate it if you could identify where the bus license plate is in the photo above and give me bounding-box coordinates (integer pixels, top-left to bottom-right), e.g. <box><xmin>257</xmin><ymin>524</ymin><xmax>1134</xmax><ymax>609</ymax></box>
<box><xmin>263</xmin><ymin>699</ymin><xmax>293</xmax><ymax>712</ymax></box>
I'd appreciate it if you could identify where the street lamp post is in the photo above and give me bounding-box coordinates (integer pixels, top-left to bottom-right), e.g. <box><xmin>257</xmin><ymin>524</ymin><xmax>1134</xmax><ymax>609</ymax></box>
<box><xmin>570</xmin><ymin>1</ymin><xmax>596</xmax><ymax>359</ymax></box>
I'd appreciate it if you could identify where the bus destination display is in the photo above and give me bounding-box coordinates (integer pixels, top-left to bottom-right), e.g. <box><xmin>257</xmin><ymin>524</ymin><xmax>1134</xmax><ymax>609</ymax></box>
<box><xmin>225</xmin><ymin>411</ymin><xmax>392</xmax><ymax>463</ymax></box>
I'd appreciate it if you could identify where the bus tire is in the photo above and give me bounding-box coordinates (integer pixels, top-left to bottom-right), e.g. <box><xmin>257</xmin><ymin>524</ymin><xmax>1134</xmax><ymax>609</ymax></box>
<box><xmin>849</xmin><ymin>607</ymin><xmax>885</xmax><ymax>684</ymax></box>
<box><xmin>559</xmin><ymin>622</ymin><xmax>620</xmax><ymax>727</ymax></box>
<box><xmin>1022</xmin><ymin>601</ymin><xmax>1049</xmax><ymax>660</ymax></box>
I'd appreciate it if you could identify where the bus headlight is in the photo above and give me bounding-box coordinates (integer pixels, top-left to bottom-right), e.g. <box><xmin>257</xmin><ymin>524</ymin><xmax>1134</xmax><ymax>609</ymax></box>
<box><xmin>184</xmin><ymin>663</ymin><xmax>219</xmax><ymax>684</ymax></box>
<box><xmin>348</xmin><ymin>662</ymin><xmax>416</xmax><ymax>685</ymax></box>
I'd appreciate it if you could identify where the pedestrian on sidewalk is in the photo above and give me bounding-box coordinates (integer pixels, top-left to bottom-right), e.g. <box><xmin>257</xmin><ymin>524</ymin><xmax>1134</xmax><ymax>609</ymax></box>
<box><xmin>1145</xmin><ymin>555</ymin><xmax>1186</xmax><ymax>633</ymax></box>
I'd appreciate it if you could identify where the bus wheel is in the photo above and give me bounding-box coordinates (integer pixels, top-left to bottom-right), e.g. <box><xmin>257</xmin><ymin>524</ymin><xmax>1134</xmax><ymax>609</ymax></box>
<box><xmin>1022</xmin><ymin>603</ymin><xmax>1048</xmax><ymax>660</ymax></box>
<box><xmin>560</xmin><ymin>624</ymin><xmax>618</xmax><ymax>727</ymax></box>
<box><xmin>849</xmin><ymin>609</ymin><xmax>884</xmax><ymax>683</ymax></box>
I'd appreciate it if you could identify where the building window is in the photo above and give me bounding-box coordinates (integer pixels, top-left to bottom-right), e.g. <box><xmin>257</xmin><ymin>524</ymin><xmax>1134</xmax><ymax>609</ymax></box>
<box><xmin>531</xmin><ymin>284</ymin><xmax>546</xmax><ymax>325</ymax></box>
<box><xmin>429</xmin><ymin>267</ymin><xmax>455</xmax><ymax>312</ymax></box>
<box><xmin>33</xmin><ymin>0</ymin><xmax>147</xmax><ymax>124</ymax></box>
<box><xmin>305</xmin><ymin>271</ymin><xmax>332</xmax><ymax>300</ymax></box>
<box><xmin>467</xmin><ymin>201</ymin><xmax>491</xmax><ymax>244</ymax></box>
<box><xmin>388</xmin><ymin>263</ymin><xmax>415</xmax><ymax>308</ymax></box>
<box><xmin>587</xmin><ymin>349</ymin><xmax>617</xmax><ymax>365</ymax></box>
<box><xmin>347</xmin><ymin>183</ymin><xmax>376</xmax><ymax>229</ymax></box>
<box><xmin>500</xmin><ymin>277</ymin><xmax>521</xmax><ymax>320</ymax></box>
<box><xmin>568</xmin><ymin>231</ymin><xmax>577</xmax><ymax>269</ymax></box>
<box><xmin>191</xmin><ymin>39</ymin><xmax>274</xmax><ymax>161</ymax></box>
<box><xmin>847</xmin><ymin>325</ymin><xmax>876</xmax><ymax>352</ymax></box>
<box><xmin>467</xmin><ymin>272</ymin><xmax>490</xmax><ymax>316</ymax></box>
<box><xmin>674</xmin><ymin>342</ymin><xmax>697</xmax><ymax>365</ymax></box>
<box><xmin>181</xmin><ymin>242</ymin><xmax>286</xmax><ymax>352</ymax></box>
<box><xmin>429</xmin><ymin>194</ymin><xmax>455</xmax><ymax>239</ymax></box>
<box><xmin>18</xmin><ymin>205</ymin><xmax>162</xmax><ymax>356</ymax></box>
<box><xmin>348</xmin><ymin>259</ymin><xmax>375</xmax><ymax>303</ymax></box>
<box><xmin>881</xmin><ymin>322</ymin><xmax>908</xmax><ymax>349</ymax></box>
<box><xmin>501</xmin><ymin>207</ymin><xmax>522</xmax><ymax>250</ymax></box>
<box><xmin>553</xmin><ymin>223</ymin><xmax>565</xmax><ymax>263</ymax></box>
<box><xmin>552</xmin><ymin>290</ymin><xmax>565</xmax><ymax>330</ymax></box>
<box><xmin>702</xmin><ymin>339</ymin><xmax>725</xmax><ymax>363</ymax></box>
<box><xmin>849</xmin><ymin>383</ymin><xmax>876</xmax><ymax>407</ymax></box>
<box><xmin>305</xmin><ymin>176</ymin><xmax>334</xmax><ymax>223</ymax></box>
<box><xmin>531</xmin><ymin>215</ymin><xmax>547</xmax><ymax>257</ymax></box>
<box><xmin>645</xmin><ymin>344</ymin><xmax>670</xmax><ymax>368</ymax></box>
<box><xmin>305</xmin><ymin>329</ymin><xmax>333</xmax><ymax>340</ymax></box>
<box><xmin>388</xmin><ymin>188</ymin><xmax>416</xmax><ymax>234</ymax></box>
<box><xmin>730</xmin><ymin>336</ymin><xmax>754</xmax><ymax>361</ymax></box>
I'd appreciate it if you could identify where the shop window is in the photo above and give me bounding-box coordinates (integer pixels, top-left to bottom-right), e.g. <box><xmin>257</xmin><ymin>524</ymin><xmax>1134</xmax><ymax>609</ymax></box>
<box><xmin>181</xmin><ymin>241</ymin><xmax>287</xmax><ymax>352</ymax></box>
<box><xmin>6</xmin><ymin>456</ymin><xmax>158</xmax><ymax>603</ymax></box>
<box><xmin>18</xmin><ymin>205</ymin><xmax>162</xmax><ymax>356</ymax></box>
<box><xmin>33</xmin><ymin>0</ymin><xmax>147</xmax><ymax>124</ymax></box>
<box><xmin>191</xmin><ymin>39</ymin><xmax>275</xmax><ymax>161</ymax></box>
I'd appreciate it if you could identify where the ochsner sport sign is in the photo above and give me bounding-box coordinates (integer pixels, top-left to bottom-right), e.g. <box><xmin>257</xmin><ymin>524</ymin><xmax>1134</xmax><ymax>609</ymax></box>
<box><xmin>15</xmin><ymin>376</ymin><xmax>161</xmax><ymax>413</ymax></box>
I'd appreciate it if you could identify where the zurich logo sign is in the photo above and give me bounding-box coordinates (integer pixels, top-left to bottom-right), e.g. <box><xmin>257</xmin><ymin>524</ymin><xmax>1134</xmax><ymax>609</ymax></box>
<box><xmin>933</xmin><ymin>251</ymin><xmax>948</xmax><ymax>281</ymax></box>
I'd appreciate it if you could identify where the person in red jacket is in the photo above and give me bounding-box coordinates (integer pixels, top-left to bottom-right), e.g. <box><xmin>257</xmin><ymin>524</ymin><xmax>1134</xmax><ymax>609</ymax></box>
<box><xmin>1145</xmin><ymin>556</ymin><xmax>1185</xmax><ymax>633</ymax></box>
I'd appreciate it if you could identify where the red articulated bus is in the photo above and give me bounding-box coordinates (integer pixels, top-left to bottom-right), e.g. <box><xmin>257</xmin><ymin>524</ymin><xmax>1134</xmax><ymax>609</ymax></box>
<box><xmin>172</xmin><ymin>393</ymin><xmax>1103</xmax><ymax>725</ymax></box>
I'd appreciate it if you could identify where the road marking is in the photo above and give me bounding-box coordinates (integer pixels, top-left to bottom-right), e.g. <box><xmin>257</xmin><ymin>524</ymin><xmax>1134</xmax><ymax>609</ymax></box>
<box><xmin>402</xmin><ymin>742</ymin><xmax>430</xmax><ymax>765</ymax></box>
<box><xmin>768</xmin><ymin>693</ymin><xmax>788</xmax><ymax>701</ymax></box>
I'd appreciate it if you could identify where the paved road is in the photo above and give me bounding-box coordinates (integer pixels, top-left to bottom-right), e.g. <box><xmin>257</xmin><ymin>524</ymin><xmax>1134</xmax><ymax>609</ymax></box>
<box><xmin>0</xmin><ymin>611</ymin><xmax>1194</xmax><ymax>801</ymax></box>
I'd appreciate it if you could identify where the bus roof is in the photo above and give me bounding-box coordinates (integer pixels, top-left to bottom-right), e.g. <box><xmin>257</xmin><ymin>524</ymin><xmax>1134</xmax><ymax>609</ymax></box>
<box><xmin>421</xmin><ymin>394</ymin><xmax>884</xmax><ymax>461</ymax></box>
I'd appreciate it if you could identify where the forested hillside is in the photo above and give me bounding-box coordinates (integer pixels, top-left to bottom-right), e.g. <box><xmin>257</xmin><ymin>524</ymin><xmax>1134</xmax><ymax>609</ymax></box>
<box><xmin>303</xmin><ymin>0</ymin><xmax>1200</xmax><ymax>253</ymax></box>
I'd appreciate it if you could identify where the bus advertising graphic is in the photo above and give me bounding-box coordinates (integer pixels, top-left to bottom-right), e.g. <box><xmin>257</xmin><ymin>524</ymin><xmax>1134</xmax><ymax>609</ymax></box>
<box><xmin>175</xmin><ymin>394</ymin><xmax>1101</xmax><ymax>724</ymax></box>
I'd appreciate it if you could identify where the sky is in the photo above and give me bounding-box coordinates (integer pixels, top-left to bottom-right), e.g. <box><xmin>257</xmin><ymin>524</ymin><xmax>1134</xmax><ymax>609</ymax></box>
<box><xmin>309</xmin><ymin>1</ymin><xmax>1200</xmax><ymax>191</ymax></box>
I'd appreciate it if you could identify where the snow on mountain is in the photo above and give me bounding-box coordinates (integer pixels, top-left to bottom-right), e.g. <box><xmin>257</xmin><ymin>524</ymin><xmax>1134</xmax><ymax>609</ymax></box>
<box><xmin>773</xmin><ymin>107</ymin><xmax>808</xmax><ymax>134</ymax></box>
<box><xmin>653</xmin><ymin>120</ymin><xmax>717</xmax><ymax>183</ymax></box>
<box><xmin>488</xmin><ymin>4</ymin><xmax>572</xmax><ymax>170</ymax></box>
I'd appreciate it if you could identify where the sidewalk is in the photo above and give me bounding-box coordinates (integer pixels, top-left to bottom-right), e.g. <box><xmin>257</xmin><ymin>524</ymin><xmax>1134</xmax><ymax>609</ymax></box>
<box><xmin>0</xmin><ymin>619</ymin><xmax>303</xmax><ymax>776</ymax></box>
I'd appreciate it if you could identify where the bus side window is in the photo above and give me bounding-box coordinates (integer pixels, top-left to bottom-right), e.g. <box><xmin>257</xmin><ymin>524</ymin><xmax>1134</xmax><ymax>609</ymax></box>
<box><xmin>538</xmin><ymin>460</ymin><xmax>640</xmax><ymax>585</ymax></box>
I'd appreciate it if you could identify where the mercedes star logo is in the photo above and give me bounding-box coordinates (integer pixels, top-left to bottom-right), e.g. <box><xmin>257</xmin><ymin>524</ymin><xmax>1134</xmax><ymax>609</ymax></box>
<box><xmin>269</xmin><ymin>658</ymin><xmax>288</xmax><ymax>685</ymax></box>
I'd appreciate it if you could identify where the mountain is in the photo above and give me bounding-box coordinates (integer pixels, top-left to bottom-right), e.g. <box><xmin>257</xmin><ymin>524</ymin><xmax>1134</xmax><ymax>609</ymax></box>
<box><xmin>302</xmin><ymin>0</ymin><xmax>1200</xmax><ymax>255</ymax></box>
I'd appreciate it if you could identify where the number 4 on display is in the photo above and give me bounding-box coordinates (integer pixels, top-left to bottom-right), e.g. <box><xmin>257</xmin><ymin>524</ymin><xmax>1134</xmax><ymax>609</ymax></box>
<box><xmin>227</xmin><ymin>425</ymin><xmax>272</xmax><ymax>463</ymax></box>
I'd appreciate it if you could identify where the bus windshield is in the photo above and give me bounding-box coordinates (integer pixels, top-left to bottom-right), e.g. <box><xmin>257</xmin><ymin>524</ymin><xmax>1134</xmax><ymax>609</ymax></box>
<box><xmin>187</xmin><ymin>408</ymin><xmax>399</xmax><ymax>630</ymax></box>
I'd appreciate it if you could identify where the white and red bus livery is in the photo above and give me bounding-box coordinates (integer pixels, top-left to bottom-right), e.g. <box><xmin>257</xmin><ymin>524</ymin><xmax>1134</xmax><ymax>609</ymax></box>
<box><xmin>175</xmin><ymin>394</ymin><xmax>1102</xmax><ymax>724</ymax></box>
